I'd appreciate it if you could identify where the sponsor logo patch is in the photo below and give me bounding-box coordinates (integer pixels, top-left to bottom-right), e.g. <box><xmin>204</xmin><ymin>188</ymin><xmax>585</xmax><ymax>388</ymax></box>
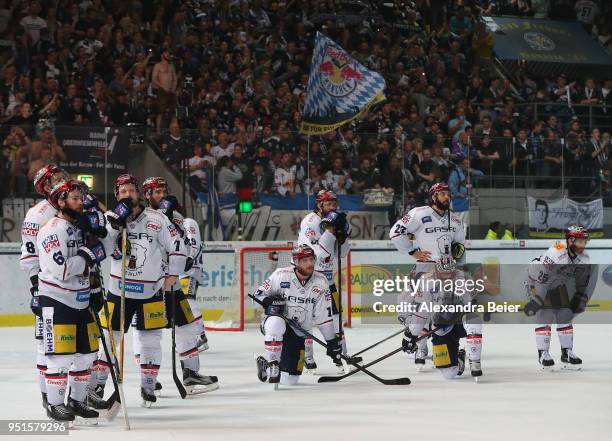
<box><xmin>76</xmin><ymin>291</ymin><xmax>90</xmax><ymax>302</ymax></box>
<box><xmin>167</xmin><ymin>225</ymin><xmax>178</xmax><ymax>237</ymax></box>
<box><xmin>421</xmin><ymin>216</ymin><xmax>432</xmax><ymax>224</ymax></box>
<box><xmin>146</xmin><ymin>222</ymin><xmax>161</xmax><ymax>232</ymax></box>
<box><xmin>280</xmin><ymin>282</ymin><xmax>290</xmax><ymax>288</ymax></box>
<box><xmin>118</xmin><ymin>281</ymin><xmax>145</xmax><ymax>293</ymax></box>
<box><xmin>42</xmin><ymin>234</ymin><xmax>61</xmax><ymax>253</ymax></box>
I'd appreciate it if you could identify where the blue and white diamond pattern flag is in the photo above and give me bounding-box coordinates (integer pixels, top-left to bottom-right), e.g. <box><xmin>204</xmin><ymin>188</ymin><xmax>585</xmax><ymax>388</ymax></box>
<box><xmin>300</xmin><ymin>32</ymin><xmax>386</xmax><ymax>135</ymax></box>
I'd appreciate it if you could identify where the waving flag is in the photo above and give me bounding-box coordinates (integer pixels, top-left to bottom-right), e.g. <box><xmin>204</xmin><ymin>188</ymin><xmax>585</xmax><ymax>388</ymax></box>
<box><xmin>300</xmin><ymin>32</ymin><xmax>386</xmax><ymax>135</ymax></box>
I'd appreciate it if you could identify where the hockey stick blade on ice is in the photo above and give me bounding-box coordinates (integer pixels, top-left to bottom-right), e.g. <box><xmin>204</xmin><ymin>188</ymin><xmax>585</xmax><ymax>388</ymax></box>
<box><xmin>249</xmin><ymin>294</ymin><xmax>411</xmax><ymax>386</ymax></box>
<box><xmin>318</xmin><ymin>326</ymin><xmax>441</xmax><ymax>383</ymax></box>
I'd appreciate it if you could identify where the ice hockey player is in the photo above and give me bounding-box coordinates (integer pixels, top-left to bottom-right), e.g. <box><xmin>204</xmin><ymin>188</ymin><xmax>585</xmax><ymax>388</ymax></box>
<box><xmin>402</xmin><ymin>258</ymin><xmax>483</xmax><ymax>380</ymax></box>
<box><xmin>523</xmin><ymin>226</ymin><xmax>594</xmax><ymax>370</ymax></box>
<box><xmin>297</xmin><ymin>190</ymin><xmax>354</xmax><ymax>372</ymax></box>
<box><xmin>254</xmin><ymin>245</ymin><xmax>340</xmax><ymax>385</ymax></box>
<box><xmin>36</xmin><ymin>180</ymin><xmax>108</xmax><ymax>422</ymax></box>
<box><xmin>20</xmin><ymin>164</ymin><xmax>67</xmax><ymax>410</ymax></box>
<box><xmin>138</xmin><ymin>176</ymin><xmax>218</xmax><ymax>395</ymax></box>
<box><xmin>92</xmin><ymin>174</ymin><xmax>188</xmax><ymax>407</ymax></box>
<box><xmin>390</xmin><ymin>182</ymin><xmax>465</xmax><ymax>368</ymax></box>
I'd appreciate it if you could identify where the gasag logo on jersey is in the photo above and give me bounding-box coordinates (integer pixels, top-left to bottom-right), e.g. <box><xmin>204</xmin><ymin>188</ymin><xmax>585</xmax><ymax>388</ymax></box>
<box><xmin>425</xmin><ymin>226</ymin><xmax>457</xmax><ymax>233</ymax></box>
<box><xmin>146</xmin><ymin>222</ymin><xmax>161</xmax><ymax>232</ymax></box>
<box><xmin>286</xmin><ymin>295</ymin><xmax>316</xmax><ymax>304</ymax></box>
<box><xmin>21</xmin><ymin>221</ymin><xmax>39</xmax><ymax>236</ymax></box>
<box><xmin>118</xmin><ymin>281</ymin><xmax>145</xmax><ymax>293</ymax></box>
<box><xmin>421</xmin><ymin>216</ymin><xmax>432</xmax><ymax>224</ymax></box>
<box><xmin>42</xmin><ymin>234</ymin><xmax>61</xmax><ymax>253</ymax></box>
<box><xmin>280</xmin><ymin>282</ymin><xmax>291</xmax><ymax>288</ymax></box>
<box><xmin>128</xmin><ymin>232</ymin><xmax>153</xmax><ymax>243</ymax></box>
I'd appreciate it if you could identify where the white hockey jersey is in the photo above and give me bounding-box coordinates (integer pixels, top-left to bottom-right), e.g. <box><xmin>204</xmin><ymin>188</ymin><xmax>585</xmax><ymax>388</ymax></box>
<box><xmin>298</xmin><ymin>211</ymin><xmax>350</xmax><ymax>284</ymax></box>
<box><xmin>255</xmin><ymin>267</ymin><xmax>335</xmax><ymax>339</ymax></box>
<box><xmin>37</xmin><ymin>217</ymin><xmax>90</xmax><ymax>310</ymax></box>
<box><xmin>390</xmin><ymin>206</ymin><xmax>464</xmax><ymax>272</ymax></box>
<box><xmin>105</xmin><ymin>207</ymin><xmax>188</xmax><ymax>299</ymax></box>
<box><xmin>20</xmin><ymin>199</ymin><xmax>58</xmax><ymax>278</ymax></box>
<box><xmin>182</xmin><ymin>217</ymin><xmax>203</xmax><ymax>283</ymax></box>
<box><xmin>526</xmin><ymin>242</ymin><xmax>593</xmax><ymax>301</ymax></box>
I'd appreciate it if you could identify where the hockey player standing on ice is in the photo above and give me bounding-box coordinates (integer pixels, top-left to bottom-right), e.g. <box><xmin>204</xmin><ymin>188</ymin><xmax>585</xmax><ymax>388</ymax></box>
<box><xmin>37</xmin><ymin>180</ymin><xmax>109</xmax><ymax>422</ymax></box>
<box><xmin>93</xmin><ymin>174</ymin><xmax>188</xmax><ymax>406</ymax></box>
<box><xmin>523</xmin><ymin>226</ymin><xmax>595</xmax><ymax>370</ymax></box>
<box><xmin>297</xmin><ymin>190</ymin><xmax>355</xmax><ymax>372</ymax></box>
<box><xmin>390</xmin><ymin>182</ymin><xmax>465</xmax><ymax>368</ymax></box>
<box><xmin>138</xmin><ymin>176</ymin><xmax>218</xmax><ymax>394</ymax></box>
<box><xmin>20</xmin><ymin>164</ymin><xmax>67</xmax><ymax>410</ymax></box>
<box><xmin>402</xmin><ymin>258</ymin><xmax>483</xmax><ymax>380</ymax></box>
<box><xmin>255</xmin><ymin>245</ymin><xmax>340</xmax><ymax>385</ymax></box>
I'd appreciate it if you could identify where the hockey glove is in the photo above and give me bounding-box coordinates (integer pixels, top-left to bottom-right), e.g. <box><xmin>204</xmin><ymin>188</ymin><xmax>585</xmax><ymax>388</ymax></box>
<box><xmin>326</xmin><ymin>336</ymin><xmax>342</xmax><ymax>362</ymax></box>
<box><xmin>451</xmin><ymin>242</ymin><xmax>465</xmax><ymax>260</ymax></box>
<box><xmin>78</xmin><ymin>241</ymin><xmax>106</xmax><ymax>267</ymax></box>
<box><xmin>29</xmin><ymin>275</ymin><xmax>41</xmax><ymax>316</ymax></box>
<box><xmin>159</xmin><ymin>195</ymin><xmax>180</xmax><ymax>221</ymax></box>
<box><xmin>569</xmin><ymin>292</ymin><xmax>589</xmax><ymax>314</ymax></box>
<box><xmin>262</xmin><ymin>294</ymin><xmax>286</xmax><ymax>316</ymax></box>
<box><xmin>89</xmin><ymin>290</ymin><xmax>104</xmax><ymax>314</ymax></box>
<box><xmin>83</xmin><ymin>194</ymin><xmax>99</xmax><ymax>211</ymax></box>
<box><xmin>107</xmin><ymin>198</ymin><xmax>133</xmax><ymax>229</ymax></box>
<box><xmin>76</xmin><ymin>211</ymin><xmax>107</xmax><ymax>238</ymax></box>
<box><xmin>320</xmin><ymin>211</ymin><xmax>339</xmax><ymax>232</ymax></box>
<box><xmin>523</xmin><ymin>295</ymin><xmax>544</xmax><ymax>317</ymax></box>
<box><xmin>184</xmin><ymin>256</ymin><xmax>194</xmax><ymax>272</ymax></box>
<box><xmin>402</xmin><ymin>330</ymin><xmax>419</xmax><ymax>353</ymax></box>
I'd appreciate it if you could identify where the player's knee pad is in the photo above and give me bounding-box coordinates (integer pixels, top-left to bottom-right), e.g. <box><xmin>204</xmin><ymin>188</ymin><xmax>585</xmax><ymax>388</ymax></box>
<box><xmin>263</xmin><ymin>315</ymin><xmax>286</xmax><ymax>340</ymax></box>
<box><xmin>439</xmin><ymin>365</ymin><xmax>460</xmax><ymax>380</ymax></box>
<box><xmin>280</xmin><ymin>371</ymin><xmax>300</xmax><ymax>385</ymax></box>
<box><xmin>72</xmin><ymin>352</ymin><xmax>97</xmax><ymax>371</ymax></box>
<box><xmin>46</xmin><ymin>354</ymin><xmax>73</xmax><ymax>373</ymax></box>
<box><xmin>175</xmin><ymin>320</ymin><xmax>200</xmax><ymax>353</ymax></box>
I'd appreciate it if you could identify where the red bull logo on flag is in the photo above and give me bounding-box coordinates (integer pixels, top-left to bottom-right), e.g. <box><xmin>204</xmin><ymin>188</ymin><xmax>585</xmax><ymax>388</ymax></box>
<box><xmin>301</xmin><ymin>32</ymin><xmax>386</xmax><ymax>135</ymax></box>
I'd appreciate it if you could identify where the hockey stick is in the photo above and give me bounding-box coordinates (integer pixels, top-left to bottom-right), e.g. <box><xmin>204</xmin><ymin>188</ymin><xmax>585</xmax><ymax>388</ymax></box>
<box><xmin>119</xmin><ymin>228</ymin><xmax>127</xmax><ymax>382</ymax></box>
<box><xmin>90</xmin><ymin>305</ymin><xmax>130</xmax><ymax>430</ymax></box>
<box><xmin>336</xmin><ymin>237</ymin><xmax>344</xmax><ymax>332</ymax></box>
<box><xmin>249</xmin><ymin>294</ymin><xmax>411</xmax><ymax>386</ymax></box>
<box><xmin>318</xmin><ymin>326</ymin><xmax>442</xmax><ymax>383</ymax></box>
<box><xmin>169</xmin><ymin>290</ymin><xmax>187</xmax><ymax>399</ymax></box>
<box><xmin>351</xmin><ymin>327</ymin><xmax>407</xmax><ymax>357</ymax></box>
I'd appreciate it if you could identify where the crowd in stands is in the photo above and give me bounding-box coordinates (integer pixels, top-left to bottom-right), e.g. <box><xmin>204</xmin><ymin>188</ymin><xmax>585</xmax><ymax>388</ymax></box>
<box><xmin>0</xmin><ymin>0</ymin><xmax>611</xmax><ymax>209</ymax></box>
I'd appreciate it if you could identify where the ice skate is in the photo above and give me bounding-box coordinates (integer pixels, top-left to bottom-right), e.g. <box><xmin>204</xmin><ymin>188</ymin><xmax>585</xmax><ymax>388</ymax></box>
<box><xmin>141</xmin><ymin>387</ymin><xmax>156</xmax><ymax>408</ymax></box>
<box><xmin>415</xmin><ymin>348</ymin><xmax>427</xmax><ymax>372</ymax></box>
<box><xmin>457</xmin><ymin>349</ymin><xmax>466</xmax><ymax>376</ymax></box>
<box><xmin>561</xmin><ymin>348</ymin><xmax>582</xmax><ymax>371</ymax></box>
<box><xmin>470</xmin><ymin>359</ymin><xmax>482</xmax><ymax>382</ymax></box>
<box><xmin>304</xmin><ymin>358</ymin><xmax>317</xmax><ymax>374</ymax></box>
<box><xmin>46</xmin><ymin>403</ymin><xmax>75</xmax><ymax>424</ymax></box>
<box><xmin>67</xmin><ymin>397</ymin><xmax>98</xmax><ymax>425</ymax></box>
<box><xmin>538</xmin><ymin>350</ymin><xmax>555</xmax><ymax>370</ymax></box>
<box><xmin>183</xmin><ymin>368</ymin><xmax>219</xmax><ymax>395</ymax></box>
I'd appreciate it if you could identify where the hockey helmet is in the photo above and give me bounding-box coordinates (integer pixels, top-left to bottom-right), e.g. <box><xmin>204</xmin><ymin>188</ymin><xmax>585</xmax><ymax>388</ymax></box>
<box><xmin>48</xmin><ymin>179</ymin><xmax>84</xmax><ymax>209</ymax></box>
<box><xmin>565</xmin><ymin>225</ymin><xmax>589</xmax><ymax>241</ymax></box>
<box><xmin>142</xmin><ymin>176</ymin><xmax>169</xmax><ymax>195</ymax></box>
<box><xmin>114</xmin><ymin>174</ymin><xmax>139</xmax><ymax>197</ymax></box>
<box><xmin>33</xmin><ymin>164</ymin><xmax>66</xmax><ymax>196</ymax></box>
<box><xmin>291</xmin><ymin>244</ymin><xmax>315</xmax><ymax>264</ymax></box>
<box><xmin>316</xmin><ymin>190</ymin><xmax>338</xmax><ymax>205</ymax></box>
<box><xmin>429</xmin><ymin>182</ymin><xmax>450</xmax><ymax>202</ymax></box>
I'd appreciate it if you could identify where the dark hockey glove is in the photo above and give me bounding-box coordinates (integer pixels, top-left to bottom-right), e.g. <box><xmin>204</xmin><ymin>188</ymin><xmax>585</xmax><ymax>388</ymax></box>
<box><xmin>89</xmin><ymin>290</ymin><xmax>104</xmax><ymax>314</ymax></box>
<box><xmin>184</xmin><ymin>256</ymin><xmax>194</xmax><ymax>272</ymax></box>
<box><xmin>78</xmin><ymin>240</ymin><xmax>106</xmax><ymax>267</ymax></box>
<box><xmin>83</xmin><ymin>193</ymin><xmax>99</xmax><ymax>211</ymax></box>
<box><xmin>523</xmin><ymin>295</ymin><xmax>544</xmax><ymax>317</ymax></box>
<box><xmin>451</xmin><ymin>242</ymin><xmax>465</xmax><ymax>260</ymax></box>
<box><xmin>402</xmin><ymin>330</ymin><xmax>419</xmax><ymax>353</ymax></box>
<box><xmin>326</xmin><ymin>336</ymin><xmax>342</xmax><ymax>362</ymax></box>
<box><xmin>262</xmin><ymin>294</ymin><xmax>286</xmax><ymax>316</ymax></box>
<box><xmin>76</xmin><ymin>211</ymin><xmax>107</xmax><ymax>238</ymax></box>
<box><xmin>29</xmin><ymin>275</ymin><xmax>41</xmax><ymax>316</ymax></box>
<box><xmin>159</xmin><ymin>195</ymin><xmax>180</xmax><ymax>221</ymax></box>
<box><xmin>569</xmin><ymin>292</ymin><xmax>589</xmax><ymax>314</ymax></box>
<box><xmin>320</xmin><ymin>211</ymin><xmax>339</xmax><ymax>232</ymax></box>
<box><xmin>107</xmin><ymin>198</ymin><xmax>133</xmax><ymax>229</ymax></box>
<box><xmin>336</xmin><ymin>212</ymin><xmax>350</xmax><ymax>244</ymax></box>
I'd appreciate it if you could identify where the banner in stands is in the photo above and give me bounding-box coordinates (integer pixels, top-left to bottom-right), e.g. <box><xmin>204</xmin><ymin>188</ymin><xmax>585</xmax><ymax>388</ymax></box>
<box><xmin>485</xmin><ymin>17</ymin><xmax>612</xmax><ymax>66</ymax></box>
<box><xmin>202</xmin><ymin>205</ymin><xmax>390</xmax><ymax>241</ymax></box>
<box><xmin>527</xmin><ymin>197</ymin><xmax>603</xmax><ymax>238</ymax></box>
<box><xmin>54</xmin><ymin>126</ymin><xmax>129</xmax><ymax>173</ymax></box>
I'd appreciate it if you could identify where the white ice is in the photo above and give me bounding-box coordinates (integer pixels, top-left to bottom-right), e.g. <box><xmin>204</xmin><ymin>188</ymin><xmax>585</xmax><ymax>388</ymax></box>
<box><xmin>1</xmin><ymin>324</ymin><xmax>611</xmax><ymax>441</ymax></box>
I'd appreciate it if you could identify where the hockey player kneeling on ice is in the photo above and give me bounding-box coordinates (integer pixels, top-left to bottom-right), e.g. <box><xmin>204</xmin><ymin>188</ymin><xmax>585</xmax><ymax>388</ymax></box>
<box><xmin>523</xmin><ymin>226</ymin><xmax>594</xmax><ymax>370</ymax></box>
<box><xmin>20</xmin><ymin>164</ymin><xmax>68</xmax><ymax>410</ymax></box>
<box><xmin>402</xmin><ymin>259</ymin><xmax>483</xmax><ymax>380</ymax></box>
<box><xmin>390</xmin><ymin>182</ymin><xmax>466</xmax><ymax>369</ymax></box>
<box><xmin>91</xmin><ymin>174</ymin><xmax>188</xmax><ymax>407</ymax></box>
<box><xmin>130</xmin><ymin>177</ymin><xmax>218</xmax><ymax>395</ymax></box>
<box><xmin>255</xmin><ymin>245</ymin><xmax>340</xmax><ymax>385</ymax></box>
<box><xmin>37</xmin><ymin>180</ymin><xmax>109</xmax><ymax>423</ymax></box>
<box><xmin>297</xmin><ymin>190</ymin><xmax>356</xmax><ymax>373</ymax></box>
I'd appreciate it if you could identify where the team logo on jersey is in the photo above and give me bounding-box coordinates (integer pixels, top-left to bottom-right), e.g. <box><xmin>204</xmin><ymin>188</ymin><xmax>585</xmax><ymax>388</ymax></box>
<box><xmin>127</xmin><ymin>243</ymin><xmax>147</xmax><ymax>271</ymax></box>
<box><xmin>280</xmin><ymin>282</ymin><xmax>290</xmax><ymax>288</ymax></box>
<box><xmin>167</xmin><ymin>225</ymin><xmax>178</xmax><ymax>237</ymax></box>
<box><xmin>146</xmin><ymin>222</ymin><xmax>161</xmax><ymax>232</ymax></box>
<box><xmin>21</xmin><ymin>221</ymin><xmax>39</xmax><ymax>236</ymax></box>
<box><xmin>437</xmin><ymin>234</ymin><xmax>452</xmax><ymax>257</ymax></box>
<box><xmin>401</xmin><ymin>215</ymin><xmax>410</xmax><ymax>223</ymax></box>
<box><xmin>262</xmin><ymin>280</ymin><xmax>271</xmax><ymax>290</ymax></box>
<box><xmin>306</xmin><ymin>227</ymin><xmax>316</xmax><ymax>238</ymax></box>
<box><xmin>543</xmin><ymin>256</ymin><xmax>554</xmax><ymax>268</ymax></box>
<box><xmin>421</xmin><ymin>216</ymin><xmax>432</xmax><ymax>224</ymax></box>
<box><xmin>188</xmin><ymin>226</ymin><xmax>196</xmax><ymax>235</ymax></box>
<box><xmin>42</xmin><ymin>234</ymin><xmax>61</xmax><ymax>253</ymax></box>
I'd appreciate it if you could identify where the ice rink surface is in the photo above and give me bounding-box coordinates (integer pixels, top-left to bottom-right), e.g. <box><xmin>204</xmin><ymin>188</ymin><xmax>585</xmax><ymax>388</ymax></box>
<box><xmin>1</xmin><ymin>324</ymin><xmax>611</xmax><ymax>441</ymax></box>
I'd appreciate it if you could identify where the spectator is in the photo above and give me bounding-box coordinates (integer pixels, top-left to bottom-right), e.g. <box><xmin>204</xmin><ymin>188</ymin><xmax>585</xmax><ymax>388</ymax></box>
<box><xmin>512</xmin><ymin>129</ymin><xmax>534</xmax><ymax>181</ymax></box>
<box><xmin>187</xmin><ymin>143</ymin><xmax>215</xmax><ymax>193</ymax></box>
<box><xmin>216</xmin><ymin>156</ymin><xmax>243</xmax><ymax>195</ymax></box>
<box><xmin>476</xmin><ymin>135</ymin><xmax>500</xmax><ymax>175</ymax></box>
<box><xmin>159</xmin><ymin>118</ymin><xmax>187</xmax><ymax>164</ymax></box>
<box><xmin>252</xmin><ymin>159</ymin><xmax>274</xmax><ymax>196</ymax></box>
<box><xmin>542</xmin><ymin>130</ymin><xmax>563</xmax><ymax>178</ymax></box>
<box><xmin>20</xmin><ymin>1</ymin><xmax>47</xmax><ymax>46</ymax></box>
<box><xmin>471</xmin><ymin>22</ymin><xmax>494</xmax><ymax>66</ymax></box>
<box><xmin>211</xmin><ymin>130</ymin><xmax>234</xmax><ymax>160</ymax></box>
<box><xmin>151</xmin><ymin>48</ymin><xmax>177</xmax><ymax>128</ymax></box>
<box><xmin>448</xmin><ymin>107</ymin><xmax>472</xmax><ymax>142</ymax></box>
<box><xmin>274</xmin><ymin>152</ymin><xmax>298</xmax><ymax>197</ymax></box>
<box><xmin>351</xmin><ymin>157</ymin><xmax>380</xmax><ymax>193</ymax></box>
<box><xmin>449</xmin><ymin>158</ymin><xmax>484</xmax><ymax>230</ymax></box>
<box><xmin>322</xmin><ymin>157</ymin><xmax>353</xmax><ymax>195</ymax></box>
<box><xmin>484</xmin><ymin>221</ymin><xmax>503</xmax><ymax>240</ymax></box>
